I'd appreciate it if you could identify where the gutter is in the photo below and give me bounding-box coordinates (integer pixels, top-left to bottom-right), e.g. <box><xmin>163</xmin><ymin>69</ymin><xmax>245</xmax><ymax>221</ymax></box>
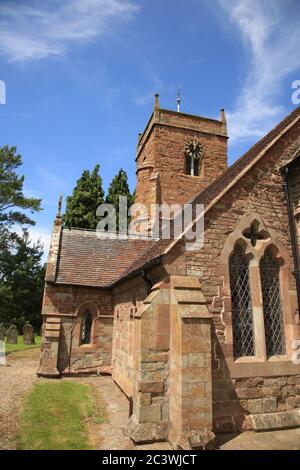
<box><xmin>281</xmin><ymin>165</ymin><xmax>300</xmax><ymax>317</ymax></box>
<box><xmin>111</xmin><ymin>256</ymin><xmax>162</xmax><ymax>289</ymax></box>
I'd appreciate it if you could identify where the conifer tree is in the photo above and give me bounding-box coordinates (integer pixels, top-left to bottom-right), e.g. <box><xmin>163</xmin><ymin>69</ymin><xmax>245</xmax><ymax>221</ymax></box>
<box><xmin>0</xmin><ymin>146</ymin><xmax>44</xmax><ymax>331</ymax></box>
<box><xmin>106</xmin><ymin>168</ymin><xmax>133</xmax><ymax>232</ymax></box>
<box><xmin>0</xmin><ymin>145</ymin><xmax>41</xmax><ymax>245</ymax></box>
<box><xmin>0</xmin><ymin>230</ymin><xmax>45</xmax><ymax>331</ymax></box>
<box><xmin>63</xmin><ymin>164</ymin><xmax>104</xmax><ymax>229</ymax></box>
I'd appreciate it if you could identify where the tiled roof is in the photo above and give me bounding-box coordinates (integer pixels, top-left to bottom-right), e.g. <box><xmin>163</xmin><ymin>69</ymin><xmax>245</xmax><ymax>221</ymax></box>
<box><xmin>55</xmin><ymin>229</ymin><xmax>157</xmax><ymax>288</ymax></box>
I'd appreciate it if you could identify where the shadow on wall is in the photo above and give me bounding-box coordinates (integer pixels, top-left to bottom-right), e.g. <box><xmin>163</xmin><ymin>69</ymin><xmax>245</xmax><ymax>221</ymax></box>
<box><xmin>212</xmin><ymin>330</ymin><xmax>246</xmax><ymax>436</ymax></box>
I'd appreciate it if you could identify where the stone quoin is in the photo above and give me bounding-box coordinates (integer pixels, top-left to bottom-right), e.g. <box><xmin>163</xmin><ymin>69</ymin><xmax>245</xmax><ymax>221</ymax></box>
<box><xmin>38</xmin><ymin>96</ymin><xmax>300</xmax><ymax>449</ymax></box>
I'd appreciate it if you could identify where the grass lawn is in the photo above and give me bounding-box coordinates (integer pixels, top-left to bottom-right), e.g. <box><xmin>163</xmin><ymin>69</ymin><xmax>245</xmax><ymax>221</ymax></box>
<box><xmin>5</xmin><ymin>335</ymin><xmax>41</xmax><ymax>354</ymax></box>
<box><xmin>17</xmin><ymin>381</ymin><xmax>107</xmax><ymax>450</ymax></box>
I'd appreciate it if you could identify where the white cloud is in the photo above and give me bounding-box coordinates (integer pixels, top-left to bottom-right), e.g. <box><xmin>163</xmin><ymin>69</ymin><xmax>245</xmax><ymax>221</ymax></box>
<box><xmin>218</xmin><ymin>0</ymin><xmax>300</xmax><ymax>142</ymax></box>
<box><xmin>0</xmin><ymin>0</ymin><xmax>138</xmax><ymax>62</ymax></box>
<box><xmin>28</xmin><ymin>226</ymin><xmax>52</xmax><ymax>253</ymax></box>
<box><xmin>15</xmin><ymin>226</ymin><xmax>52</xmax><ymax>263</ymax></box>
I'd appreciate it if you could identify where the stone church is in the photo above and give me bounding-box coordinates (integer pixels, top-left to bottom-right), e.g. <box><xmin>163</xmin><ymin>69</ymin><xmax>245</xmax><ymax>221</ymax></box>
<box><xmin>38</xmin><ymin>96</ymin><xmax>300</xmax><ymax>449</ymax></box>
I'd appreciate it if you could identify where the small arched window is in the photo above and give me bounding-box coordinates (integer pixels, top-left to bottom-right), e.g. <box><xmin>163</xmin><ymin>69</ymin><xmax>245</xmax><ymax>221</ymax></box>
<box><xmin>260</xmin><ymin>249</ymin><xmax>285</xmax><ymax>356</ymax></box>
<box><xmin>186</xmin><ymin>155</ymin><xmax>199</xmax><ymax>176</ymax></box>
<box><xmin>185</xmin><ymin>140</ymin><xmax>204</xmax><ymax>176</ymax></box>
<box><xmin>229</xmin><ymin>245</ymin><xmax>255</xmax><ymax>358</ymax></box>
<box><xmin>80</xmin><ymin>309</ymin><xmax>92</xmax><ymax>345</ymax></box>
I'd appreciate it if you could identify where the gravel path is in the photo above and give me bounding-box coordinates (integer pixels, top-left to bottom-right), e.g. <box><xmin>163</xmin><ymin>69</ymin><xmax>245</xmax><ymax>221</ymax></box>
<box><xmin>0</xmin><ymin>350</ymin><xmax>39</xmax><ymax>450</ymax></box>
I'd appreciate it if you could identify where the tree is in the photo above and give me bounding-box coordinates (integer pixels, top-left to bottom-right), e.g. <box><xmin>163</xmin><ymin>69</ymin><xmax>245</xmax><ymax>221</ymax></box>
<box><xmin>106</xmin><ymin>168</ymin><xmax>133</xmax><ymax>232</ymax></box>
<box><xmin>0</xmin><ymin>230</ymin><xmax>45</xmax><ymax>332</ymax></box>
<box><xmin>0</xmin><ymin>145</ymin><xmax>41</xmax><ymax>243</ymax></box>
<box><xmin>0</xmin><ymin>145</ymin><xmax>44</xmax><ymax>331</ymax></box>
<box><xmin>63</xmin><ymin>164</ymin><xmax>104</xmax><ymax>229</ymax></box>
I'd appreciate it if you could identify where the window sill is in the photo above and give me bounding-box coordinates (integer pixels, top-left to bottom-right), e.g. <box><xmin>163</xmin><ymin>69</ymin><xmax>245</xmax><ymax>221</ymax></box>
<box><xmin>233</xmin><ymin>356</ymin><xmax>265</xmax><ymax>364</ymax></box>
<box><xmin>233</xmin><ymin>354</ymin><xmax>289</xmax><ymax>364</ymax></box>
<box><xmin>180</xmin><ymin>173</ymin><xmax>201</xmax><ymax>178</ymax></box>
<box><xmin>72</xmin><ymin>344</ymin><xmax>98</xmax><ymax>353</ymax></box>
<box><xmin>228</xmin><ymin>358</ymin><xmax>300</xmax><ymax>378</ymax></box>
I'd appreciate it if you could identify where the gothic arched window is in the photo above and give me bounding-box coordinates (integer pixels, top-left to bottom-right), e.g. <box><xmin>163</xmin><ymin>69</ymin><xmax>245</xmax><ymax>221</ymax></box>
<box><xmin>229</xmin><ymin>245</ymin><xmax>255</xmax><ymax>358</ymax></box>
<box><xmin>260</xmin><ymin>249</ymin><xmax>286</xmax><ymax>356</ymax></box>
<box><xmin>80</xmin><ymin>309</ymin><xmax>92</xmax><ymax>345</ymax></box>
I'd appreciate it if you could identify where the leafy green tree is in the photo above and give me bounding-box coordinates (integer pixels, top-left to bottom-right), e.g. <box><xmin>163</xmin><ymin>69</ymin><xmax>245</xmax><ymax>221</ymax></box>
<box><xmin>0</xmin><ymin>145</ymin><xmax>41</xmax><ymax>243</ymax></box>
<box><xmin>63</xmin><ymin>164</ymin><xmax>104</xmax><ymax>229</ymax></box>
<box><xmin>0</xmin><ymin>230</ymin><xmax>45</xmax><ymax>332</ymax></box>
<box><xmin>106</xmin><ymin>168</ymin><xmax>133</xmax><ymax>232</ymax></box>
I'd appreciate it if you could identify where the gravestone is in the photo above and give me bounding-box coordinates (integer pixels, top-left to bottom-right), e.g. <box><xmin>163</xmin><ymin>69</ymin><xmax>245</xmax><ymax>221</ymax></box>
<box><xmin>6</xmin><ymin>325</ymin><xmax>18</xmax><ymax>344</ymax></box>
<box><xmin>23</xmin><ymin>324</ymin><xmax>35</xmax><ymax>345</ymax></box>
<box><xmin>0</xmin><ymin>323</ymin><xmax>5</xmax><ymax>341</ymax></box>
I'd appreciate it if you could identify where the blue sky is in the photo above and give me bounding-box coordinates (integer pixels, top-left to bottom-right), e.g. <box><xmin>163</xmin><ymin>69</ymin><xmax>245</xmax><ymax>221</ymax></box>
<box><xmin>0</xmin><ymin>0</ymin><xmax>300</xmax><ymax>256</ymax></box>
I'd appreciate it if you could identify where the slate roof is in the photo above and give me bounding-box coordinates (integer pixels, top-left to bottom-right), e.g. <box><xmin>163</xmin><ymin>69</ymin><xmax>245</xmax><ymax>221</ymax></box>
<box><xmin>53</xmin><ymin>106</ymin><xmax>300</xmax><ymax>288</ymax></box>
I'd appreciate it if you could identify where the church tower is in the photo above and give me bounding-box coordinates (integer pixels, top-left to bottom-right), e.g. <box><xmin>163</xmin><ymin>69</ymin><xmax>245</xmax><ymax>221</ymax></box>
<box><xmin>135</xmin><ymin>95</ymin><xmax>228</xmax><ymax>216</ymax></box>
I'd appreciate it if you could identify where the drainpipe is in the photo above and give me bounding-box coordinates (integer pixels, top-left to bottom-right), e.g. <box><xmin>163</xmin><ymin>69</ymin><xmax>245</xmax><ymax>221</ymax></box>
<box><xmin>281</xmin><ymin>166</ymin><xmax>300</xmax><ymax>318</ymax></box>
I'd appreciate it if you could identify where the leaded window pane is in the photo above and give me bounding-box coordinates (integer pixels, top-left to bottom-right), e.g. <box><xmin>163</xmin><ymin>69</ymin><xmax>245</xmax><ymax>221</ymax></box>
<box><xmin>186</xmin><ymin>155</ymin><xmax>191</xmax><ymax>175</ymax></box>
<box><xmin>230</xmin><ymin>245</ymin><xmax>255</xmax><ymax>358</ymax></box>
<box><xmin>260</xmin><ymin>250</ymin><xmax>286</xmax><ymax>356</ymax></box>
<box><xmin>81</xmin><ymin>309</ymin><xmax>92</xmax><ymax>345</ymax></box>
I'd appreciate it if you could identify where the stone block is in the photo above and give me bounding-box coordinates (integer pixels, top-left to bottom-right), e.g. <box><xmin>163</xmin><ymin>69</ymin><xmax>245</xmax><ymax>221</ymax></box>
<box><xmin>240</xmin><ymin>398</ymin><xmax>263</xmax><ymax>414</ymax></box>
<box><xmin>162</xmin><ymin>403</ymin><xmax>169</xmax><ymax>421</ymax></box>
<box><xmin>188</xmin><ymin>353</ymin><xmax>205</xmax><ymax>368</ymax></box>
<box><xmin>184</xmin><ymin>382</ymin><xmax>206</xmax><ymax>399</ymax></box>
<box><xmin>139</xmin><ymin>405</ymin><xmax>162</xmax><ymax>423</ymax></box>
<box><xmin>286</xmin><ymin>397</ymin><xmax>296</xmax><ymax>409</ymax></box>
<box><xmin>139</xmin><ymin>380</ymin><xmax>164</xmax><ymax>394</ymax></box>
<box><xmin>141</xmin><ymin>362</ymin><xmax>166</xmax><ymax>371</ymax></box>
<box><xmin>248</xmin><ymin>409</ymin><xmax>300</xmax><ymax>431</ymax></box>
<box><xmin>263</xmin><ymin>397</ymin><xmax>277</xmax><ymax>413</ymax></box>
<box><xmin>246</xmin><ymin>377</ymin><xmax>264</xmax><ymax>388</ymax></box>
<box><xmin>188</xmin><ymin>429</ymin><xmax>217</xmax><ymax>450</ymax></box>
<box><xmin>140</xmin><ymin>369</ymin><xmax>168</xmax><ymax>381</ymax></box>
<box><xmin>138</xmin><ymin>393</ymin><xmax>151</xmax><ymax>406</ymax></box>
<box><xmin>128</xmin><ymin>415</ymin><xmax>169</xmax><ymax>443</ymax></box>
<box><xmin>151</xmin><ymin>396</ymin><xmax>168</xmax><ymax>406</ymax></box>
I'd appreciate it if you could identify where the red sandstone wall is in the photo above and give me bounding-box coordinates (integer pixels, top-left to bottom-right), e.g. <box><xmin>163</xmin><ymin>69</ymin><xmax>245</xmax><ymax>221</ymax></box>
<box><xmin>41</xmin><ymin>284</ymin><xmax>114</xmax><ymax>373</ymax></box>
<box><xmin>112</xmin><ymin>278</ymin><xmax>148</xmax><ymax>396</ymax></box>
<box><xmin>153</xmin><ymin>126</ymin><xmax>227</xmax><ymax>205</ymax></box>
<box><xmin>162</xmin><ymin>120</ymin><xmax>300</xmax><ymax>432</ymax></box>
<box><xmin>135</xmin><ymin>110</ymin><xmax>228</xmax><ymax>215</ymax></box>
<box><xmin>289</xmin><ymin>159</ymin><xmax>300</xmax><ymax>255</ymax></box>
